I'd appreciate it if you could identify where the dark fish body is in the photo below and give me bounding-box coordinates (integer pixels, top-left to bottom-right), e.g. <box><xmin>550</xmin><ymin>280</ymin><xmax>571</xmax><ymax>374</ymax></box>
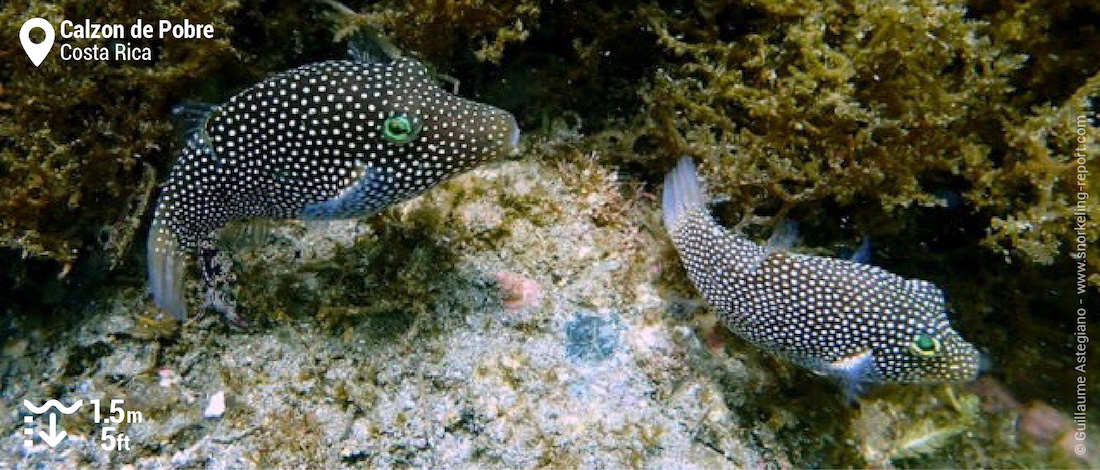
<box><xmin>662</xmin><ymin>158</ymin><xmax>979</xmax><ymax>392</ymax></box>
<box><xmin>149</xmin><ymin>57</ymin><xmax>519</xmax><ymax>318</ymax></box>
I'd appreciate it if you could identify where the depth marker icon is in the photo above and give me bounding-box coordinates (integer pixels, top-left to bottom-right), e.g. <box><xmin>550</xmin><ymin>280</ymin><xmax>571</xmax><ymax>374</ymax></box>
<box><xmin>23</xmin><ymin>399</ymin><xmax>82</xmax><ymax>448</ymax></box>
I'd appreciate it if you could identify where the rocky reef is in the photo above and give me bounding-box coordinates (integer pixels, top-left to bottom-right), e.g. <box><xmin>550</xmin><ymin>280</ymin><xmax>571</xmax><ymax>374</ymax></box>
<box><xmin>1</xmin><ymin>0</ymin><xmax>1097</xmax><ymax>468</ymax></box>
<box><xmin>2</xmin><ymin>154</ymin><xmax>1094</xmax><ymax>468</ymax></box>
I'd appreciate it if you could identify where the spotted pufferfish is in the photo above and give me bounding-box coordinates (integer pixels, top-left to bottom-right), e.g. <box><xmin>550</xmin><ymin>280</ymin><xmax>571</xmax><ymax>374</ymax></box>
<box><xmin>662</xmin><ymin>157</ymin><xmax>981</xmax><ymax>396</ymax></box>
<box><xmin>148</xmin><ymin>46</ymin><xmax>520</xmax><ymax>319</ymax></box>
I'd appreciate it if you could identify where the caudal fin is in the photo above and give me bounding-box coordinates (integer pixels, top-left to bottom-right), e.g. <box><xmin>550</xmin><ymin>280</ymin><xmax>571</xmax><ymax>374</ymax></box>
<box><xmin>661</xmin><ymin>157</ymin><xmax>707</xmax><ymax>230</ymax></box>
<box><xmin>147</xmin><ymin>219</ymin><xmax>189</xmax><ymax>320</ymax></box>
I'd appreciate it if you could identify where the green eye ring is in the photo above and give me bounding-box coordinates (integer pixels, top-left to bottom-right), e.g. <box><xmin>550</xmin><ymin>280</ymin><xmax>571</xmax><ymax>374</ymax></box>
<box><xmin>910</xmin><ymin>334</ymin><xmax>941</xmax><ymax>357</ymax></box>
<box><xmin>382</xmin><ymin>114</ymin><xmax>419</xmax><ymax>144</ymax></box>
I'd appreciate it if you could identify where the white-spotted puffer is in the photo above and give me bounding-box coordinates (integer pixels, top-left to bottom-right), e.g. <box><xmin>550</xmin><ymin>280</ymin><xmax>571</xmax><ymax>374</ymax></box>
<box><xmin>662</xmin><ymin>158</ymin><xmax>980</xmax><ymax>396</ymax></box>
<box><xmin>148</xmin><ymin>54</ymin><xmax>520</xmax><ymax>319</ymax></box>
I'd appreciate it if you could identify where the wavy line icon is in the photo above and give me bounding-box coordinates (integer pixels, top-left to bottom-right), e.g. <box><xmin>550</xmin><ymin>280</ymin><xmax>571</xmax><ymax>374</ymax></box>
<box><xmin>23</xmin><ymin>399</ymin><xmax>83</xmax><ymax>448</ymax></box>
<box><xmin>24</xmin><ymin>399</ymin><xmax>83</xmax><ymax>415</ymax></box>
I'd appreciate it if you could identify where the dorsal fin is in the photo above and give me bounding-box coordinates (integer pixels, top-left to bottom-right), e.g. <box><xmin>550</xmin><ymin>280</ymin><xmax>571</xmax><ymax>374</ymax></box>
<box><xmin>171</xmin><ymin>102</ymin><xmax>218</xmax><ymax>146</ymax></box>
<box><xmin>347</xmin><ymin>28</ymin><xmax>402</xmax><ymax>64</ymax></box>
<box><xmin>766</xmin><ymin>219</ymin><xmax>799</xmax><ymax>252</ymax></box>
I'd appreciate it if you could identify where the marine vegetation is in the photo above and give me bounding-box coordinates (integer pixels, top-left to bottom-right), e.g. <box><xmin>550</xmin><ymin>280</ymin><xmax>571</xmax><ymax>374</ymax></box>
<box><xmin>0</xmin><ymin>0</ymin><xmax>332</xmax><ymax>310</ymax></box>
<box><xmin>324</xmin><ymin>0</ymin><xmax>540</xmax><ymax>64</ymax></box>
<box><xmin>626</xmin><ymin>0</ymin><xmax>1099</xmax><ymax>273</ymax></box>
<box><xmin>612</xmin><ymin>2</ymin><xmax>1099</xmax><ymax>439</ymax></box>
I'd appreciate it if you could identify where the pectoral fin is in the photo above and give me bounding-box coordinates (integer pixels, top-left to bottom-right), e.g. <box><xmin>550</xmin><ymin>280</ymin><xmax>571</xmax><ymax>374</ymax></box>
<box><xmin>825</xmin><ymin>350</ymin><xmax>875</xmax><ymax>402</ymax></box>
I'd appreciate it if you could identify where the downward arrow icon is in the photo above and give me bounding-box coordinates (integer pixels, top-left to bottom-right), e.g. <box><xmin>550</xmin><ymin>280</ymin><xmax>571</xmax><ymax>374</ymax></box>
<box><xmin>39</xmin><ymin>413</ymin><xmax>67</xmax><ymax>448</ymax></box>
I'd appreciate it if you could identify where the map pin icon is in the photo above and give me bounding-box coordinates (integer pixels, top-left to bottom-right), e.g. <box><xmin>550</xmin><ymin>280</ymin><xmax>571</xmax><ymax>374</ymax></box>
<box><xmin>20</xmin><ymin>18</ymin><xmax>55</xmax><ymax>67</ymax></box>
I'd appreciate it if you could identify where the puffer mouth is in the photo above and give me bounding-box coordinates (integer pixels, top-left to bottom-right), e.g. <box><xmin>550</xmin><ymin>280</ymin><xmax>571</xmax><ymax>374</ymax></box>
<box><xmin>951</xmin><ymin>339</ymin><xmax>984</xmax><ymax>382</ymax></box>
<box><xmin>931</xmin><ymin>352</ymin><xmax>982</xmax><ymax>383</ymax></box>
<box><xmin>453</xmin><ymin>104</ymin><xmax>521</xmax><ymax>160</ymax></box>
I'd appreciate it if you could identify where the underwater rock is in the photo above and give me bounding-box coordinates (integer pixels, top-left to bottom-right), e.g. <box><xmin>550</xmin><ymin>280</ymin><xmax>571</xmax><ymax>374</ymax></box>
<box><xmin>1019</xmin><ymin>401</ymin><xmax>1073</xmax><ymax>447</ymax></box>
<box><xmin>4</xmin><ymin>0</ymin><xmax>1098</xmax><ymax>465</ymax></box>
<box><xmin>566</xmin><ymin>313</ymin><xmax>621</xmax><ymax>362</ymax></box>
<box><xmin>203</xmin><ymin>390</ymin><xmax>226</xmax><ymax>419</ymax></box>
<box><xmin>0</xmin><ymin>156</ymin><xmax>1090</xmax><ymax>468</ymax></box>
<box><xmin>495</xmin><ymin>272</ymin><xmax>541</xmax><ymax>310</ymax></box>
<box><xmin>98</xmin><ymin>342</ymin><xmax>158</xmax><ymax>380</ymax></box>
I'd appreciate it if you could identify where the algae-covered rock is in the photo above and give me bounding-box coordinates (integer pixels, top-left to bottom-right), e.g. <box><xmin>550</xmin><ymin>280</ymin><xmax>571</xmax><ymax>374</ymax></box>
<box><xmin>629</xmin><ymin>0</ymin><xmax>1099</xmax><ymax>271</ymax></box>
<box><xmin>0</xmin><ymin>158</ymin><xmax>785</xmax><ymax>468</ymax></box>
<box><xmin>2</xmin><ymin>148</ymin><xmax>1089</xmax><ymax>468</ymax></box>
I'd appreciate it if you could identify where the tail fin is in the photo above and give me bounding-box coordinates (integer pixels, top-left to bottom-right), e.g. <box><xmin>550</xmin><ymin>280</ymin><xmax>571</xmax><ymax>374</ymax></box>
<box><xmin>662</xmin><ymin>157</ymin><xmax>707</xmax><ymax>230</ymax></box>
<box><xmin>147</xmin><ymin>219</ymin><xmax>189</xmax><ymax>320</ymax></box>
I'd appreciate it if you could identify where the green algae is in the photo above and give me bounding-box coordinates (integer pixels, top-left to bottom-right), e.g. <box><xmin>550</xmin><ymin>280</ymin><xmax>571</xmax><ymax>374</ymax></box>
<box><xmin>0</xmin><ymin>0</ymin><xmax>334</xmax><ymax>312</ymax></box>
<box><xmin>326</xmin><ymin>0</ymin><xmax>540</xmax><ymax>64</ymax></box>
<box><xmin>231</xmin><ymin>205</ymin><xmax>463</xmax><ymax>334</ymax></box>
<box><xmin>627</xmin><ymin>0</ymin><xmax>1099</xmax><ymax>272</ymax></box>
<box><xmin>1</xmin><ymin>2</ymin><xmax>234</xmax><ymax>265</ymax></box>
<box><xmin>4</xmin><ymin>0</ymin><xmax>1092</xmax><ymax>292</ymax></box>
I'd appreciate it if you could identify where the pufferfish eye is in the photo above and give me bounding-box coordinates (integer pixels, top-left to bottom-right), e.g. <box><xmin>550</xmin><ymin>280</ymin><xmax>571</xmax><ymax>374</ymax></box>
<box><xmin>910</xmin><ymin>334</ymin><xmax>941</xmax><ymax>356</ymax></box>
<box><xmin>382</xmin><ymin>114</ymin><xmax>419</xmax><ymax>144</ymax></box>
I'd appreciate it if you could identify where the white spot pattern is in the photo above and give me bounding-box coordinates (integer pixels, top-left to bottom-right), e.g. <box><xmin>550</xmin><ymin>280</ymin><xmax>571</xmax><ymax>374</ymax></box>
<box><xmin>663</xmin><ymin>158</ymin><xmax>980</xmax><ymax>384</ymax></box>
<box><xmin>147</xmin><ymin>57</ymin><xmax>519</xmax><ymax>318</ymax></box>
